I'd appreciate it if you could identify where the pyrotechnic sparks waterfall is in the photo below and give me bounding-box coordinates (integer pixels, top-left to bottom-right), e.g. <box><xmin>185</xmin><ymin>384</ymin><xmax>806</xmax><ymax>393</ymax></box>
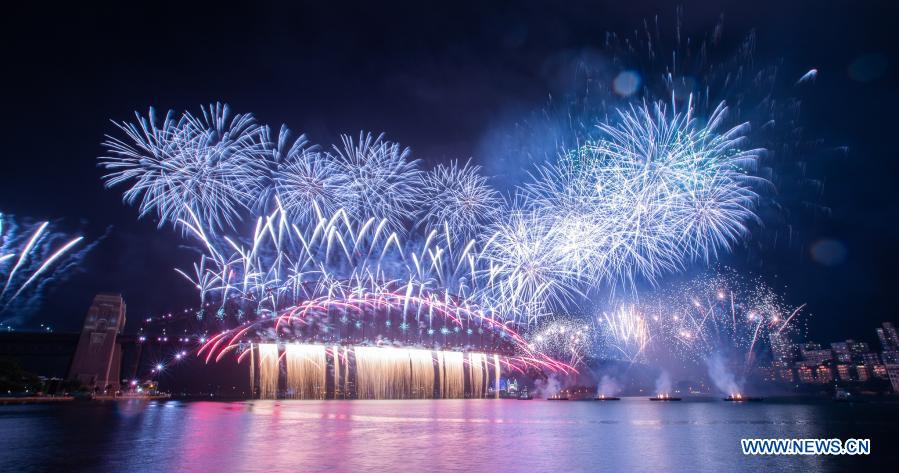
<box><xmin>258</xmin><ymin>343</ymin><xmax>280</xmax><ymax>399</ymax></box>
<box><xmin>439</xmin><ymin>351</ymin><xmax>465</xmax><ymax>398</ymax></box>
<box><xmin>285</xmin><ymin>344</ymin><xmax>327</xmax><ymax>399</ymax></box>
<box><xmin>409</xmin><ymin>349</ymin><xmax>436</xmax><ymax>399</ymax></box>
<box><xmin>342</xmin><ymin>346</ymin><xmax>350</xmax><ymax>398</ymax></box>
<box><xmin>493</xmin><ymin>354</ymin><xmax>501</xmax><ymax>399</ymax></box>
<box><xmin>469</xmin><ymin>353</ymin><xmax>487</xmax><ymax>398</ymax></box>
<box><xmin>332</xmin><ymin>345</ymin><xmax>341</xmax><ymax>399</ymax></box>
<box><xmin>242</xmin><ymin>344</ymin><xmax>511</xmax><ymax>399</ymax></box>
<box><xmin>354</xmin><ymin>346</ymin><xmax>412</xmax><ymax>399</ymax></box>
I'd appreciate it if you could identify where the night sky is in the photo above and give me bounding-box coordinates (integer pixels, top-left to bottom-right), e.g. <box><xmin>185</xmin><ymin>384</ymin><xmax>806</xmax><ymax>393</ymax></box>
<box><xmin>2</xmin><ymin>1</ymin><xmax>897</xmax><ymax>345</ymax></box>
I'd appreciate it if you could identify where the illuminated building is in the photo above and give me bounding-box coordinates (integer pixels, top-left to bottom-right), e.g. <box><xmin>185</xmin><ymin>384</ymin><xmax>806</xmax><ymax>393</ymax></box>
<box><xmin>862</xmin><ymin>352</ymin><xmax>881</xmax><ymax>367</ymax></box>
<box><xmin>831</xmin><ymin>341</ymin><xmax>851</xmax><ymax>363</ymax></box>
<box><xmin>797</xmin><ymin>366</ymin><xmax>815</xmax><ymax>384</ymax></box>
<box><xmin>882</xmin><ymin>350</ymin><xmax>899</xmax><ymax>364</ymax></box>
<box><xmin>886</xmin><ymin>364</ymin><xmax>899</xmax><ymax>393</ymax></box>
<box><xmin>835</xmin><ymin>364</ymin><xmax>851</xmax><ymax>382</ymax></box>
<box><xmin>769</xmin><ymin>332</ymin><xmax>795</xmax><ymax>368</ymax></box>
<box><xmin>856</xmin><ymin>365</ymin><xmax>869</xmax><ymax>382</ymax></box>
<box><xmin>800</xmin><ymin>343</ymin><xmax>832</xmax><ymax>366</ymax></box>
<box><xmin>815</xmin><ymin>365</ymin><xmax>833</xmax><ymax>383</ymax></box>
<box><xmin>876</xmin><ymin>322</ymin><xmax>898</xmax><ymax>351</ymax></box>
<box><xmin>850</xmin><ymin>341</ymin><xmax>870</xmax><ymax>357</ymax></box>
<box><xmin>777</xmin><ymin>368</ymin><xmax>795</xmax><ymax>383</ymax></box>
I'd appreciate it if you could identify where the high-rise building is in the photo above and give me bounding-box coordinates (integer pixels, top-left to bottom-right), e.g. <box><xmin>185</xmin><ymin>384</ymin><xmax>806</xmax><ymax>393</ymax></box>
<box><xmin>800</xmin><ymin>343</ymin><xmax>832</xmax><ymax>366</ymax></box>
<box><xmin>885</xmin><ymin>364</ymin><xmax>899</xmax><ymax>393</ymax></box>
<box><xmin>876</xmin><ymin>322</ymin><xmax>898</xmax><ymax>351</ymax></box>
<box><xmin>769</xmin><ymin>332</ymin><xmax>795</xmax><ymax>368</ymax></box>
<box><xmin>800</xmin><ymin>342</ymin><xmax>823</xmax><ymax>352</ymax></box>
<box><xmin>68</xmin><ymin>294</ymin><xmax>127</xmax><ymax>392</ymax></box>
<box><xmin>862</xmin><ymin>352</ymin><xmax>881</xmax><ymax>367</ymax></box>
<box><xmin>831</xmin><ymin>341</ymin><xmax>851</xmax><ymax>363</ymax></box>
<box><xmin>850</xmin><ymin>341</ymin><xmax>870</xmax><ymax>357</ymax></box>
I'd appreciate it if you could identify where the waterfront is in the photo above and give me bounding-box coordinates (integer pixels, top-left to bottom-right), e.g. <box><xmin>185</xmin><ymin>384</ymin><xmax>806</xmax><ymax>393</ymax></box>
<box><xmin>2</xmin><ymin>398</ymin><xmax>897</xmax><ymax>472</ymax></box>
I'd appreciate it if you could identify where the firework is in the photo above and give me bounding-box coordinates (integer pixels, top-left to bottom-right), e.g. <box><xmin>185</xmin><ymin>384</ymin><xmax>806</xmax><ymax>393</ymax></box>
<box><xmin>596</xmin><ymin>304</ymin><xmax>652</xmax><ymax>363</ymax></box>
<box><xmin>0</xmin><ymin>213</ymin><xmax>86</xmax><ymax>320</ymax></box>
<box><xmin>527</xmin><ymin>317</ymin><xmax>597</xmax><ymax>367</ymax></box>
<box><xmin>524</xmin><ymin>99</ymin><xmax>763</xmax><ymax>288</ymax></box>
<box><xmin>99</xmin><ymin>103</ymin><xmax>268</xmax><ymax>231</ymax></box>
<box><xmin>419</xmin><ymin>160</ymin><xmax>503</xmax><ymax>240</ymax></box>
<box><xmin>606</xmin><ymin>269</ymin><xmax>807</xmax><ymax>371</ymax></box>
<box><xmin>331</xmin><ymin>132</ymin><xmax>422</xmax><ymax>231</ymax></box>
<box><xmin>480</xmin><ymin>209</ymin><xmax>584</xmax><ymax>325</ymax></box>
<box><xmin>257</xmin><ymin>126</ymin><xmax>346</xmax><ymax>226</ymax></box>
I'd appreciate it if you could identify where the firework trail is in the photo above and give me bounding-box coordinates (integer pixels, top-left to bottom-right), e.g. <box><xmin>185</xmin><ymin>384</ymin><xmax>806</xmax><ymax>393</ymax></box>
<box><xmin>0</xmin><ymin>213</ymin><xmax>87</xmax><ymax>322</ymax></box>
<box><xmin>600</xmin><ymin>269</ymin><xmax>807</xmax><ymax>371</ymax></box>
<box><xmin>169</xmin><ymin>206</ymin><xmax>577</xmax><ymax>373</ymax></box>
<box><xmin>596</xmin><ymin>304</ymin><xmax>652</xmax><ymax>363</ymax></box>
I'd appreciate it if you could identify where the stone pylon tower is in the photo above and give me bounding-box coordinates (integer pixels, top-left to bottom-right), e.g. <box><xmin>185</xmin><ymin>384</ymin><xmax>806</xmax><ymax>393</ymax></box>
<box><xmin>68</xmin><ymin>293</ymin><xmax>126</xmax><ymax>392</ymax></box>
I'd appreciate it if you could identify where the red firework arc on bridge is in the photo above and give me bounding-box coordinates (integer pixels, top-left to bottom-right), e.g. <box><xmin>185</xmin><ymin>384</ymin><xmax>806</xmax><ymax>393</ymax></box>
<box><xmin>194</xmin><ymin>290</ymin><xmax>578</xmax><ymax>375</ymax></box>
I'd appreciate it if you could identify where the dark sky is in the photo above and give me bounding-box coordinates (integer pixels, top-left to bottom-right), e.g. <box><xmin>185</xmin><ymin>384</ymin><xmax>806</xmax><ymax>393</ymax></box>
<box><xmin>2</xmin><ymin>1</ymin><xmax>897</xmax><ymax>344</ymax></box>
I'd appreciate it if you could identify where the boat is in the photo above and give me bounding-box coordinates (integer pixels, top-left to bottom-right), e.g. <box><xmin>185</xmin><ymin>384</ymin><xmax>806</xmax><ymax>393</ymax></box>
<box><xmin>517</xmin><ymin>388</ymin><xmax>533</xmax><ymax>400</ymax></box>
<box><xmin>593</xmin><ymin>396</ymin><xmax>621</xmax><ymax>401</ymax></box>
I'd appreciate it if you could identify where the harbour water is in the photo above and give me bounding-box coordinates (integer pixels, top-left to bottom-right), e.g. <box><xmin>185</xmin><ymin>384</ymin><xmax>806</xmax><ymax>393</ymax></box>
<box><xmin>1</xmin><ymin>398</ymin><xmax>897</xmax><ymax>472</ymax></box>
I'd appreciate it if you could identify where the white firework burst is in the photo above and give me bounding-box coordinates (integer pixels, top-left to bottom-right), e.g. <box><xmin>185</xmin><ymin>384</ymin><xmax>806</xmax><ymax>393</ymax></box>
<box><xmin>99</xmin><ymin>102</ymin><xmax>267</xmax><ymax>231</ymax></box>
<box><xmin>419</xmin><ymin>160</ymin><xmax>503</xmax><ymax>239</ymax></box>
<box><xmin>260</xmin><ymin>126</ymin><xmax>347</xmax><ymax>226</ymax></box>
<box><xmin>481</xmin><ymin>209</ymin><xmax>582</xmax><ymax>326</ymax></box>
<box><xmin>523</xmin><ymin>99</ymin><xmax>764</xmax><ymax>289</ymax></box>
<box><xmin>331</xmin><ymin>132</ymin><xmax>422</xmax><ymax>231</ymax></box>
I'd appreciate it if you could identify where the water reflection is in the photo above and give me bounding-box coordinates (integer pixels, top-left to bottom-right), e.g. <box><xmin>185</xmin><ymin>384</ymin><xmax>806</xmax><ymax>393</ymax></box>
<box><xmin>1</xmin><ymin>399</ymin><xmax>896</xmax><ymax>472</ymax></box>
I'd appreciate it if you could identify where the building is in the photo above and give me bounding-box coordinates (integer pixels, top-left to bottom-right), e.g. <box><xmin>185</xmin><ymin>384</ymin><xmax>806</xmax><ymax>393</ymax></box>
<box><xmin>886</xmin><ymin>364</ymin><xmax>899</xmax><ymax>393</ymax></box>
<box><xmin>777</xmin><ymin>368</ymin><xmax>795</xmax><ymax>383</ymax></box>
<box><xmin>68</xmin><ymin>294</ymin><xmax>127</xmax><ymax>392</ymax></box>
<box><xmin>831</xmin><ymin>341</ymin><xmax>851</xmax><ymax>363</ymax></box>
<box><xmin>876</xmin><ymin>322</ymin><xmax>898</xmax><ymax>351</ymax></box>
<box><xmin>856</xmin><ymin>365</ymin><xmax>870</xmax><ymax>382</ymax></box>
<box><xmin>850</xmin><ymin>341</ymin><xmax>870</xmax><ymax>358</ymax></box>
<box><xmin>800</xmin><ymin>343</ymin><xmax>832</xmax><ymax>366</ymax></box>
<box><xmin>816</xmin><ymin>365</ymin><xmax>833</xmax><ymax>383</ymax></box>
<box><xmin>769</xmin><ymin>332</ymin><xmax>795</xmax><ymax>368</ymax></box>
<box><xmin>835</xmin><ymin>364</ymin><xmax>852</xmax><ymax>382</ymax></box>
<box><xmin>882</xmin><ymin>350</ymin><xmax>899</xmax><ymax>364</ymax></box>
<box><xmin>797</xmin><ymin>365</ymin><xmax>815</xmax><ymax>384</ymax></box>
<box><xmin>862</xmin><ymin>352</ymin><xmax>881</xmax><ymax>367</ymax></box>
